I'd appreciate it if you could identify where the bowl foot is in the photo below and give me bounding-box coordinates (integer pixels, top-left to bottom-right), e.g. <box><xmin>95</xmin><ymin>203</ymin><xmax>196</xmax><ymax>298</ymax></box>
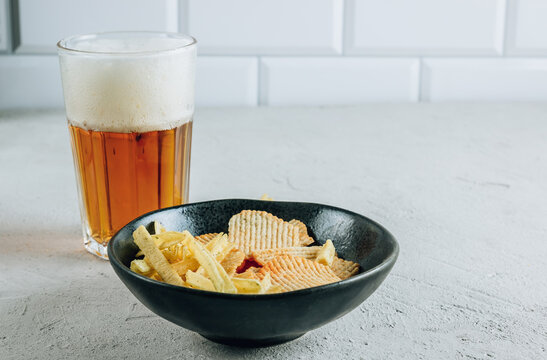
<box><xmin>200</xmin><ymin>333</ymin><xmax>305</xmax><ymax>347</ymax></box>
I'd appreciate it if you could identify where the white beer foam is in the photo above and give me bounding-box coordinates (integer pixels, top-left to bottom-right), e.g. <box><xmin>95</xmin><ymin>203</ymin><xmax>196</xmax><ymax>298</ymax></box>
<box><xmin>59</xmin><ymin>38</ymin><xmax>195</xmax><ymax>133</ymax></box>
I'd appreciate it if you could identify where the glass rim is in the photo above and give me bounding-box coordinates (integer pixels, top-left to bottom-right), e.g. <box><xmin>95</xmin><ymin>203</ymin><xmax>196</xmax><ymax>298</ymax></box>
<box><xmin>57</xmin><ymin>31</ymin><xmax>197</xmax><ymax>56</ymax></box>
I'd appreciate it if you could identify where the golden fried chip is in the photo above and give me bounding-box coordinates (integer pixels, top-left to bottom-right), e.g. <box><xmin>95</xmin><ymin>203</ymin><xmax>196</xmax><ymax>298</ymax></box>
<box><xmin>316</xmin><ymin>239</ymin><xmax>335</xmax><ymax>267</ymax></box>
<box><xmin>205</xmin><ymin>233</ymin><xmax>234</xmax><ymax>261</ymax></box>
<box><xmin>251</xmin><ymin>246</ymin><xmax>321</xmax><ymax>265</ymax></box>
<box><xmin>228</xmin><ymin>210</ymin><xmax>305</xmax><ymax>255</ymax></box>
<box><xmin>258</xmin><ymin>254</ymin><xmax>341</xmax><ymax>292</ymax></box>
<box><xmin>132</xmin><ymin>226</ymin><xmax>184</xmax><ymax>286</ymax></box>
<box><xmin>331</xmin><ymin>257</ymin><xmax>360</xmax><ymax>280</ymax></box>
<box><xmin>195</xmin><ymin>233</ymin><xmax>219</xmax><ymax>245</ymax></box>
<box><xmin>185</xmin><ymin>270</ymin><xmax>215</xmax><ymax>291</ymax></box>
<box><xmin>150</xmin><ymin>273</ymin><xmax>162</xmax><ymax>281</ymax></box>
<box><xmin>260</xmin><ymin>194</ymin><xmax>273</xmax><ymax>201</ymax></box>
<box><xmin>172</xmin><ymin>257</ymin><xmax>200</xmax><ymax>278</ymax></box>
<box><xmin>130</xmin><ymin>259</ymin><xmax>153</xmax><ymax>276</ymax></box>
<box><xmin>236</xmin><ymin>267</ymin><xmax>261</xmax><ymax>280</ymax></box>
<box><xmin>135</xmin><ymin>230</ymin><xmax>192</xmax><ymax>257</ymax></box>
<box><xmin>153</xmin><ymin>221</ymin><xmax>166</xmax><ymax>234</ymax></box>
<box><xmin>220</xmin><ymin>248</ymin><xmax>245</xmax><ymax>276</ymax></box>
<box><xmin>185</xmin><ymin>237</ymin><xmax>237</xmax><ymax>293</ymax></box>
<box><xmin>288</xmin><ymin>219</ymin><xmax>314</xmax><ymax>246</ymax></box>
<box><xmin>232</xmin><ymin>271</ymin><xmax>271</xmax><ymax>294</ymax></box>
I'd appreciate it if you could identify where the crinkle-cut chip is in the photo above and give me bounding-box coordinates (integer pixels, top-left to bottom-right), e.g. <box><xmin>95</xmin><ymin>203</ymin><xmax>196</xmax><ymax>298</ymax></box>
<box><xmin>237</xmin><ymin>267</ymin><xmax>261</xmax><ymax>280</ymax></box>
<box><xmin>258</xmin><ymin>254</ymin><xmax>341</xmax><ymax>292</ymax></box>
<box><xmin>331</xmin><ymin>257</ymin><xmax>360</xmax><ymax>280</ymax></box>
<box><xmin>220</xmin><ymin>248</ymin><xmax>245</xmax><ymax>276</ymax></box>
<box><xmin>195</xmin><ymin>233</ymin><xmax>219</xmax><ymax>245</ymax></box>
<box><xmin>288</xmin><ymin>219</ymin><xmax>314</xmax><ymax>246</ymax></box>
<box><xmin>251</xmin><ymin>246</ymin><xmax>321</xmax><ymax>266</ymax></box>
<box><xmin>228</xmin><ymin>210</ymin><xmax>305</xmax><ymax>255</ymax></box>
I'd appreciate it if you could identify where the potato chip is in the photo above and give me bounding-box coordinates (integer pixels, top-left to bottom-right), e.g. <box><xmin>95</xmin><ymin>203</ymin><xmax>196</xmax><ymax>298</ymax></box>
<box><xmin>258</xmin><ymin>254</ymin><xmax>340</xmax><ymax>292</ymax></box>
<box><xmin>232</xmin><ymin>271</ymin><xmax>272</xmax><ymax>294</ymax></box>
<box><xmin>220</xmin><ymin>248</ymin><xmax>245</xmax><ymax>276</ymax></box>
<box><xmin>260</xmin><ymin>194</ymin><xmax>273</xmax><ymax>201</ymax></box>
<box><xmin>316</xmin><ymin>239</ymin><xmax>335</xmax><ymax>267</ymax></box>
<box><xmin>251</xmin><ymin>246</ymin><xmax>321</xmax><ymax>265</ymax></box>
<box><xmin>331</xmin><ymin>257</ymin><xmax>360</xmax><ymax>280</ymax></box>
<box><xmin>228</xmin><ymin>210</ymin><xmax>305</xmax><ymax>255</ymax></box>
<box><xmin>150</xmin><ymin>273</ymin><xmax>162</xmax><ymax>281</ymax></box>
<box><xmin>288</xmin><ymin>219</ymin><xmax>314</xmax><ymax>246</ymax></box>
<box><xmin>236</xmin><ymin>267</ymin><xmax>261</xmax><ymax>280</ymax></box>
<box><xmin>130</xmin><ymin>259</ymin><xmax>153</xmax><ymax>276</ymax></box>
<box><xmin>195</xmin><ymin>233</ymin><xmax>219</xmax><ymax>245</ymax></box>
<box><xmin>185</xmin><ymin>270</ymin><xmax>215</xmax><ymax>291</ymax></box>
<box><xmin>185</xmin><ymin>237</ymin><xmax>237</xmax><ymax>293</ymax></box>
<box><xmin>153</xmin><ymin>221</ymin><xmax>167</xmax><ymax>234</ymax></box>
<box><xmin>171</xmin><ymin>257</ymin><xmax>200</xmax><ymax>278</ymax></box>
<box><xmin>135</xmin><ymin>231</ymin><xmax>192</xmax><ymax>257</ymax></box>
<box><xmin>132</xmin><ymin>226</ymin><xmax>184</xmax><ymax>286</ymax></box>
<box><xmin>205</xmin><ymin>233</ymin><xmax>234</xmax><ymax>261</ymax></box>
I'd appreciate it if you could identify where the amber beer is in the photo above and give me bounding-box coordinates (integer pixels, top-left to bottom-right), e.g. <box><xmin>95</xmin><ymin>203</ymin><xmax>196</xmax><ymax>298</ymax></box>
<box><xmin>58</xmin><ymin>32</ymin><xmax>197</xmax><ymax>258</ymax></box>
<box><xmin>68</xmin><ymin>121</ymin><xmax>192</xmax><ymax>244</ymax></box>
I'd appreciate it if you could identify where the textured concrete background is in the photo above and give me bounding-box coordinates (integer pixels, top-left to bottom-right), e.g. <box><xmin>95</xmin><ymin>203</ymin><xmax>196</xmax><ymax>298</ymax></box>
<box><xmin>1</xmin><ymin>105</ymin><xmax>546</xmax><ymax>359</ymax></box>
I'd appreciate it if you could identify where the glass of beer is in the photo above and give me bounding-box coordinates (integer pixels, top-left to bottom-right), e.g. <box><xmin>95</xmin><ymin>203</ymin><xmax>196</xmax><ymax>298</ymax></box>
<box><xmin>57</xmin><ymin>32</ymin><xmax>196</xmax><ymax>259</ymax></box>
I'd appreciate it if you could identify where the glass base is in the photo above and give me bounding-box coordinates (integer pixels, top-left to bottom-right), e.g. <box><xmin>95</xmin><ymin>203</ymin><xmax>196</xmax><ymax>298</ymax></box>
<box><xmin>84</xmin><ymin>233</ymin><xmax>109</xmax><ymax>260</ymax></box>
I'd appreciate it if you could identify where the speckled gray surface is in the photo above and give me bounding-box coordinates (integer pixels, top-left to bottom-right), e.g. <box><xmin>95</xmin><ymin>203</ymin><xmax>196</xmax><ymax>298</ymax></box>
<box><xmin>1</xmin><ymin>104</ymin><xmax>546</xmax><ymax>359</ymax></box>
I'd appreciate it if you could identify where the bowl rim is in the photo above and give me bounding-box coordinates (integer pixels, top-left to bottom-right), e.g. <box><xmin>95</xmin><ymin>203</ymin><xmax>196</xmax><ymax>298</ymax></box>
<box><xmin>108</xmin><ymin>199</ymin><xmax>399</xmax><ymax>299</ymax></box>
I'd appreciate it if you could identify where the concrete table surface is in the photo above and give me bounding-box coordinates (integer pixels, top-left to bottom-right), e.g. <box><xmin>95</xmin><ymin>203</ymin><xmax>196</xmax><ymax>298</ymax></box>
<box><xmin>0</xmin><ymin>104</ymin><xmax>546</xmax><ymax>359</ymax></box>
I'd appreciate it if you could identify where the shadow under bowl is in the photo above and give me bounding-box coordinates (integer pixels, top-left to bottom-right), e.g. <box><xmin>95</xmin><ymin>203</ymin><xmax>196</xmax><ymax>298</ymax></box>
<box><xmin>108</xmin><ymin>199</ymin><xmax>399</xmax><ymax>347</ymax></box>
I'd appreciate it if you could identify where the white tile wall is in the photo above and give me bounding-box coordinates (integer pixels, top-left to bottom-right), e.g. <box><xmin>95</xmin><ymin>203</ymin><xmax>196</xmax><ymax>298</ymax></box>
<box><xmin>345</xmin><ymin>0</ymin><xmax>505</xmax><ymax>55</ymax></box>
<box><xmin>17</xmin><ymin>0</ymin><xmax>178</xmax><ymax>53</ymax></box>
<box><xmin>422</xmin><ymin>58</ymin><xmax>547</xmax><ymax>101</ymax></box>
<box><xmin>196</xmin><ymin>57</ymin><xmax>258</xmax><ymax>106</ymax></box>
<box><xmin>260</xmin><ymin>58</ymin><xmax>419</xmax><ymax>105</ymax></box>
<box><xmin>187</xmin><ymin>0</ymin><xmax>343</xmax><ymax>55</ymax></box>
<box><xmin>0</xmin><ymin>56</ymin><xmax>63</xmax><ymax>108</ymax></box>
<box><xmin>0</xmin><ymin>0</ymin><xmax>8</xmax><ymax>52</ymax></box>
<box><xmin>506</xmin><ymin>0</ymin><xmax>547</xmax><ymax>55</ymax></box>
<box><xmin>1</xmin><ymin>0</ymin><xmax>547</xmax><ymax>108</ymax></box>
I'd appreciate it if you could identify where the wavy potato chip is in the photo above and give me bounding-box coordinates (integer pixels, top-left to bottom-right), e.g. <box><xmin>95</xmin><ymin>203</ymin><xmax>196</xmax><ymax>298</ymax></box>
<box><xmin>258</xmin><ymin>254</ymin><xmax>341</xmax><ymax>292</ymax></box>
<box><xmin>288</xmin><ymin>219</ymin><xmax>314</xmax><ymax>246</ymax></box>
<box><xmin>251</xmin><ymin>246</ymin><xmax>321</xmax><ymax>265</ymax></box>
<box><xmin>228</xmin><ymin>210</ymin><xmax>306</xmax><ymax>255</ymax></box>
<box><xmin>195</xmin><ymin>233</ymin><xmax>219</xmax><ymax>245</ymax></box>
<box><xmin>331</xmin><ymin>257</ymin><xmax>360</xmax><ymax>280</ymax></box>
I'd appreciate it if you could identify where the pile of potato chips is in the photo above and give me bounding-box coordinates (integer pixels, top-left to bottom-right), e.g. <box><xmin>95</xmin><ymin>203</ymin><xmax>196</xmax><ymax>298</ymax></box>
<box><xmin>130</xmin><ymin>210</ymin><xmax>359</xmax><ymax>294</ymax></box>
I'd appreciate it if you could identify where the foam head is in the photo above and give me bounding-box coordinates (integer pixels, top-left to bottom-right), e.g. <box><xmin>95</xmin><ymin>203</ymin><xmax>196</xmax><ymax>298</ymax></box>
<box><xmin>58</xmin><ymin>32</ymin><xmax>196</xmax><ymax>133</ymax></box>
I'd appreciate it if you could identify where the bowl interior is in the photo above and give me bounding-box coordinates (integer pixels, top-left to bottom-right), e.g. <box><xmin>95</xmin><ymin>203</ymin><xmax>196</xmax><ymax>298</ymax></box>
<box><xmin>110</xmin><ymin>199</ymin><xmax>397</xmax><ymax>276</ymax></box>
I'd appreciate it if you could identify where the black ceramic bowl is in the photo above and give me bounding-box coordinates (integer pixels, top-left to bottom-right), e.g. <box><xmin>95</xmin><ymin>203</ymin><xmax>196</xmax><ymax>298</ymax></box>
<box><xmin>108</xmin><ymin>199</ymin><xmax>399</xmax><ymax>347</ymax></box>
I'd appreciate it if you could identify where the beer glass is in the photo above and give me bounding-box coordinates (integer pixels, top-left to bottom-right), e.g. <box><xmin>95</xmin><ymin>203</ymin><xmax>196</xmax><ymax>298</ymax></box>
<box><xmin>57</xmin><ymin>32</ymin><xmax>196</xmax><ymax>259</ymax></box>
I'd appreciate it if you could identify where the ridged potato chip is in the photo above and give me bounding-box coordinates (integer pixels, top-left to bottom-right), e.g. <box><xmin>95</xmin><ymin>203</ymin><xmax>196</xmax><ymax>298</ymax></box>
<box><xmin>195</xmin><ymin>233</ymin><xmax>219</xmax><ymax>245</ymax></box>
<box><xmin>288</xmin><ymin>219</ymin><xmax>314</xmax><ymax>246</ymax></box>
<box><xmin>331</xmin><ymin>257</ymin><xmax>360</xmax><ymax>280</ymax></box>
<box><xmin>228</xmin><ymin>210</ymin><xmax>306</xmax><ymax>255</ymax></box>
<box><xmin>258</xmin><ymin>254</ymin><xmax>341</xmax><ymax>292</ymax></box>
<box><xmin>251</xmin><ymin>246</ymin><xmax>321</xmax><ymax>265</ymax></box>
